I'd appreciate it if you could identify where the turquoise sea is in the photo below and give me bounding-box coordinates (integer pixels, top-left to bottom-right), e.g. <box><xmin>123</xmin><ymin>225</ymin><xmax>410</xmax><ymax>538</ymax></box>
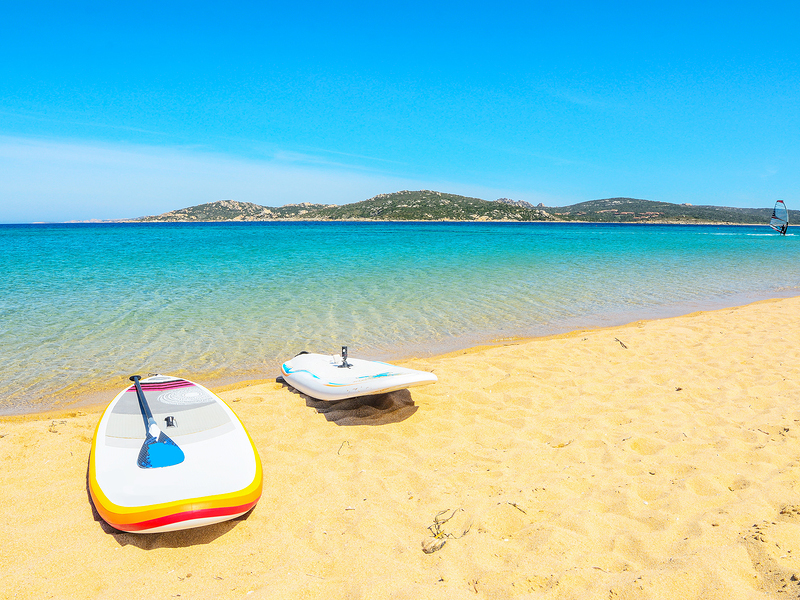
<box><xmin>2</xmin><ymin>221</ymin><xmax>798</xmax><ymax>415</ymax></box>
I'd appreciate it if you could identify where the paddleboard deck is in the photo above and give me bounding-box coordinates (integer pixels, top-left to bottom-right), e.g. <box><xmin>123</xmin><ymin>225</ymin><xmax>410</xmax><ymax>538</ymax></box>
<box><xmin>89</xmin><ymin>375</ymin><xmax>262</xmax><ymax>533</ymax></box>
<box><xmin>281</xmin><ymin>352</ymin><xmax>437</xmax><ymax>401</ymax></box>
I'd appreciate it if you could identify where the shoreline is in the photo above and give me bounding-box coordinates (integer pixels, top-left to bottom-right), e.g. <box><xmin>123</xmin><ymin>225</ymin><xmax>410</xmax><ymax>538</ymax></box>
<box><xmin>5</xmin><ymin>293</ymin><xmax>798</xmax><ymax>420</ymax></box>
<box><xmin>128</xmin><ymin>220</ymin><xmax>761</xmax><ymax>224</ymax></box>
<box><xmin>5</xmin><ymin>295</ymin><xmax>800</xmax><ymax>598</ymax></box>
<box><xmin>4</xmin><ymin>294</ymin><xmax>794</xmax><ymax>422</ymax></box>
<box><xmin>15</xmin><ymin>219</ymin><xmax>771</xmax><ymax>226</ymax></box>
<box><xmin>0</xmin><ymin>296</ymin><xmax>800</xmax><ymax>421</ymax></box>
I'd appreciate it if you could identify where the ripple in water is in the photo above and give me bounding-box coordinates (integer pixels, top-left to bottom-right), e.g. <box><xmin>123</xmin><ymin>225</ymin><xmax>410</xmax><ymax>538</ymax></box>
<box><xmin>1</xmin><ymin>221</ymin><xmax>798</xmax><ymax>414</ymax></box>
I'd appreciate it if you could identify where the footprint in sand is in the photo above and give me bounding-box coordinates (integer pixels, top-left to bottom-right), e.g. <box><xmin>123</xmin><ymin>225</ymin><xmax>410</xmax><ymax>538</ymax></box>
<box><xmin>743</xmin><ymin>509</ymin><xmax>800</xmax><ymax>595</ymax></box>
<box><xmin>629</xmin><ymin>437</ymin><xmax>665</xmax><ymax>455</ymax></box>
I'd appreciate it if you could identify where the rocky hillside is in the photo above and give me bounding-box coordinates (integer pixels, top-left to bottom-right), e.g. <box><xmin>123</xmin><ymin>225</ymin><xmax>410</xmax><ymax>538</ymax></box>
<box><xmin>296</xmin><ymin>190</ymin><xmax>556</xmax><ymax>221</ymax></box>
<box><xmin>132</xmin><ymin>192</ymin><xmax>793</xmax><ymax>224</ymax></box>
<box><xmin>134</xmin><ymin>192</ymin><xmax>555</xmax><ymax>222</ymax></box>
<box><xmin>136</xmin><ymin>199</ymin><xmax>336</xmax><ymax>222</ymax></box>
<box><xmin>550</xmin><ymin>197</ymin><xmax>783</xmax><ymax>224</ymax></box>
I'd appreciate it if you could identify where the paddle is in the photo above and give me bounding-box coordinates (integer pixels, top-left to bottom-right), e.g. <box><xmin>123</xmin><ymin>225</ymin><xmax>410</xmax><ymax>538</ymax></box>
<box><xmin>129</xmin><ymin>375</ymin><xmax>185</xmax><ymax>469</ymax></box>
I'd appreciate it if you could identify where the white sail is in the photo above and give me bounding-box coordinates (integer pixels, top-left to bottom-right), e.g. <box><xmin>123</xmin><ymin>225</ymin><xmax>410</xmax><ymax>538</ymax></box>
<box><xmin>769</xmin><ymin>200</ymin><xmax>789</xmax><ymax>235</ymax></box>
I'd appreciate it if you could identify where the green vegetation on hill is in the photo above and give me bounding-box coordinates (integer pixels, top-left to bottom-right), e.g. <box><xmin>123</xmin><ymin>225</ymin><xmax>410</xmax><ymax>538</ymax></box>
<box><xmin>550</xmin><ymin>197</ymin><xmax>786</xmax><ymax>224</ymax></box>
<box><xmin>136</xmin><ymin>199</ymin><xmax>335</xmax><ymax>222</ymax></box>
<box><xmin>299</xmin><ymin>190</ymin><xmax>555</xmax><ymax>221</ymax></box>
<box><xmin>132</xmin><ymin>192</ymin><xmax>796</xmax><ymax>225</ymax></box>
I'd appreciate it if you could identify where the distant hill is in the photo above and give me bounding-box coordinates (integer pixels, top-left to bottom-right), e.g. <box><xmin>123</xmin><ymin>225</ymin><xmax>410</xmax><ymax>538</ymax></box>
<box><xmin>135</xmin><ymin>199</ymin><xmax>336</xmax><ymax>222</ymax></box>
<box><xmin>131</xmin><ymin>192</ymin><xmax>795</xmax><ymax>225</ymax></box>
<box><xmin>133</xmin><ymin>191</ymin><xmax>556</xmax><ymax>222</ymax></box>
<box><xmin>548</xmin><ymin>197</ymin><xmax>791</xmax><ymax>224</ymax></box>
<box><xmin>289</xmin><ymin>190</ymin><xmax>556</xmax><ymax>221</ymax></box>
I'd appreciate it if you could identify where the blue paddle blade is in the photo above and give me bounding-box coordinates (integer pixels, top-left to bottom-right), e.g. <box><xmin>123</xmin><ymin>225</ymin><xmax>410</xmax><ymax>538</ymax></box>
<box><xmin>137</xmin><ymin>432</ymin><xmax>185</xmax><ymax>469</ymax></box>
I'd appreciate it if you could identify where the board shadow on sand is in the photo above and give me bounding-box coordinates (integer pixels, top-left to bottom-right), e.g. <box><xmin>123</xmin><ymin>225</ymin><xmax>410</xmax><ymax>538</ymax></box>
<box><xmin>278</xmin><ymin>378</ymin><xmax>419</xmax><ymax>425</ymax></box>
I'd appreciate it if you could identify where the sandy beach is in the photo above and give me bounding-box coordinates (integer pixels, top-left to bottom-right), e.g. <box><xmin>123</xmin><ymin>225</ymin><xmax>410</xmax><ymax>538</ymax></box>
<box><xmin>3</xmin><ymin>296</ymin><xmax>800</xmax><ymax>599</ymax></box>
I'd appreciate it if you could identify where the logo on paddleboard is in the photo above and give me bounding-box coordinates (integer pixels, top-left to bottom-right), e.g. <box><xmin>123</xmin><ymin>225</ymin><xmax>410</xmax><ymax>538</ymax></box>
<box><xmin>157</xmin><ymin>387</ymin><xmax>214</xmax><ymax>405</ymax></box>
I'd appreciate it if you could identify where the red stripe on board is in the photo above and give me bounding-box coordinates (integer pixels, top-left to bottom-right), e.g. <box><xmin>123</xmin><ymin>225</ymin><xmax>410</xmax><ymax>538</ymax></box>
<box><xmin>112</xmin><ymin>500</ymin><xmax>260</xmax><ymax>533</ymax></box>
<box><xmin>126</xmin><ymin>380</ymin><xmax>195</xmax><ymax>393</ymax></box>
<box><xmin>140</xmin><ymin>381</ymin><xmax>194</xmax><ymax>390</ymax></box>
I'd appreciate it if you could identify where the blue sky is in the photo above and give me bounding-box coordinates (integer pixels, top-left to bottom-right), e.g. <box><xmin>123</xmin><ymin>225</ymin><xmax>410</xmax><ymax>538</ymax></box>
<box><xmin>1</xmin><ymin>0</ymin><xmax>798</xmax><ymax>222</ymax></box>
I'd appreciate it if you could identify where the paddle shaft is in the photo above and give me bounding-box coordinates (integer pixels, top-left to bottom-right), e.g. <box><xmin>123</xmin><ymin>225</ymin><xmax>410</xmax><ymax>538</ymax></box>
<box><xmin>130</xmin><ymin>375</ymin><xmax>157</xmax><ymax>431</ymax></box>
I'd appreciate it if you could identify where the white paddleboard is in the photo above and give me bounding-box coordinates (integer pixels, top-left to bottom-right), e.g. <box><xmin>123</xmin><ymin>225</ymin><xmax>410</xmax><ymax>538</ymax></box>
<box><xmin>281</xmin><ymin>351</ymin><xmax>437</xmax><ymax>401</ymax></box>
<box><xmin>89</xmin><ymin>375</ymin><xmax>262</xmax><ymax>533</ymax></box>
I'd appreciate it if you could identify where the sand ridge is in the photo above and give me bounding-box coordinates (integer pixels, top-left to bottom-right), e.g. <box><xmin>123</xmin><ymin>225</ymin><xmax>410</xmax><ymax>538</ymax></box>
<box><xmin>3</xmin><ymin>297</ymin><xmax>800</xmax><ymax>598</ymax></box>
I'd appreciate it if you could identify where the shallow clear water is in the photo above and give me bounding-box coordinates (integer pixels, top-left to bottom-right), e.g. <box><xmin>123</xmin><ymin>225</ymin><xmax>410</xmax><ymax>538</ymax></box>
<box><xmin>2</xmin><ymin>221</ymin><xmax>798</xmax><ymax>414</ymax></box>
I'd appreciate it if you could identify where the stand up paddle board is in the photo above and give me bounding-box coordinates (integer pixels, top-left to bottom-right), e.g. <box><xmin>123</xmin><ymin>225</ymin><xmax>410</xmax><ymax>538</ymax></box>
<box><xmin>89</xmin><ymin>375</ymin><xmax>262</xmax><ymax>533</ymax></box>
<box><xmin>281</xmin><ymin>347</ymin><xmax>437</xmax><ymax>401</ymax></box>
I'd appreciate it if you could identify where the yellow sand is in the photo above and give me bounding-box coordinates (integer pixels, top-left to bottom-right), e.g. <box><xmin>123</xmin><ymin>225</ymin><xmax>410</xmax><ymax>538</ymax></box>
<box><xmin>3</xmin><ymin>297</ymin><xmax>800</xmax><ymax>599</ymax></box>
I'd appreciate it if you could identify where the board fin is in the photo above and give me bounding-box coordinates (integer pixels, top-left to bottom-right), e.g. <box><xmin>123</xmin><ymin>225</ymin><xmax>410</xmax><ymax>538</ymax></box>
<box><xmin>339</xmin><ymin>345</ymin><xmax>352</xmax><ymax>368</ymax></box>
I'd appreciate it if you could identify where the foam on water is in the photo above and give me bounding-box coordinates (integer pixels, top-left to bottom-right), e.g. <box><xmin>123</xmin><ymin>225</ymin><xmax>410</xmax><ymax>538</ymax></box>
<box><xmin>2</xmin><ymin>221</ymin><xmax>798</xmax><ymax>414</ymax></box>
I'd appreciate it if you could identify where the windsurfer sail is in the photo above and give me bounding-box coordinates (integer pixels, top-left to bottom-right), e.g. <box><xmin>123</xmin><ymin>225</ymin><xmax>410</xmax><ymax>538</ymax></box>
<box><xmin>769</xmin><ymin>200</ymin><xmax>789</xmax><ymax>235</ymax></box>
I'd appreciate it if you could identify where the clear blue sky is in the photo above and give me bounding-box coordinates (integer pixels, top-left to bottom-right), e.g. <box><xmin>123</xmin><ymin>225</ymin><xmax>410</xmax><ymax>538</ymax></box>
<box><xmin>1</xmin><ymin>0</ymin><xmax>798</xmax><ymax>222</ymax></box>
